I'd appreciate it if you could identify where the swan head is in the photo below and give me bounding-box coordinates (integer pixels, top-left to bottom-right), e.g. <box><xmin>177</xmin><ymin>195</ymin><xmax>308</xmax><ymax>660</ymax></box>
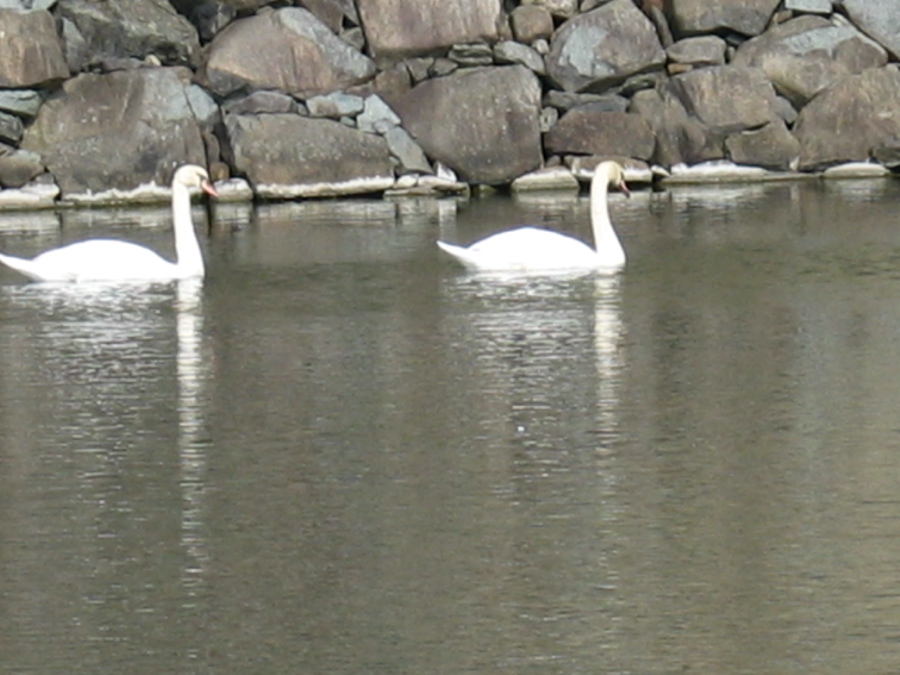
<box><xmin>594</xmin><ymin>161</ymin><xmax>630</xmax><ymax>198</ymax></box>
<box><xmin>173</xmin><ymin>164</ymin><xmax>219</xmax><ymax>197</ymax></box>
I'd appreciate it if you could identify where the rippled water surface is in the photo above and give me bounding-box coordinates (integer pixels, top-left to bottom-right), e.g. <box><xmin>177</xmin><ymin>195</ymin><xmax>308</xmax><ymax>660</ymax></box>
<box><xmin>3</xmin><ymin>179</ymin><xmax>900</xmax><ymax>673</ymax></box>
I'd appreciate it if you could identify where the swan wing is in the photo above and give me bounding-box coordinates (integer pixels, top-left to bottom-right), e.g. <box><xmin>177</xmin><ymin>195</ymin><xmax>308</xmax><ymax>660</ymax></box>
<box><xmin>29</xmin><ymin>240</ymin><xmax>177</xmax><ymax>282</ymax></box>
<box><xmin>439</xmin><ymin>226</ymin><xmax>601</xmax><ymax>272</ymax></box>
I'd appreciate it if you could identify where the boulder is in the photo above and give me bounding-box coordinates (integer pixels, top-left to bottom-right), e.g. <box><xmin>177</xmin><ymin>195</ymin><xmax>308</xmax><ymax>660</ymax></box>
<box><xmin>0</xmin><ymin>147</ymin><xmax>44</xmax><ymax>189</ymax></box>
<box><xmin>306</xmin><ymin>92</ymin><xmax>365</xmax><ymax>119</ymax></box>
<box><xmin>0</xmin><ymin>90</ymin><xmax>44</xmax><ymax>119</ymax></box>
<box><xmin>224</xmin><ymin>114</ymin><xmax>395</xmax><ymax>196</ymax></box>
<box><xmin>55</xmin><ymin>0</ymin><xmax>200</xmax><ymax>69</ymax></box>
<box><xmin>668</xmin><ymin>65</ymin><xmax>780</xmax><ymax>135</ymax></box>
<box><xmin>794</xmin><ymin>66</ymin><xmax>900</xmax><ymax>170</ymax></box>
<box><xmin>510</xmin><ymin>5</ymin><xmax>554</xmax><ymax>43</ymax></box>
<box><xmin>203</xmin><ymin>8</ymin><xmax>376</xmax><ymax>98</ymax></box>
<box><xmin>21</xmin><ymin>68</ymin><xmax>207</xmax><ymax>196</ymax></box>
<box><xmin>666</xmin><ymin>36</ymin><xmax>728</xmax><ymax>67</ymax></box>
<box><xmin>0</xmin><ymin>112</ymin><xmax>24</xmax><ymax>145</ymax></box>
<box><xmin>724</xmin><ymin>119</ymin><xmax>800</xmax><ymax>171</ymax></box>
<box><xmin>842</xmin><ymin>0</ymin><xmax>900</xmax><ymax>59</ymax></box>
<box><xmin>0</xmin><ymin>9</ymin><xmax>68</xmax><ymax>88</ymax></box>
<box><xmin>522</xmin><ymin>0</ymin><xmax>577</xmax><ymax>19</ymax></box>
<box><xmin>493</xmin><ymin>41</ymin><xmax>546</xmax><ymax>75</ymax></box>
<box><xmin>356</xmin><ymin>0</ymin><xmax>502</xmax><ymax>65</ymax></box>
<box><xmin>385</xmin><ymin>65</ymin><xmax>543</xmax><ymax>184</ymax></box>
<box><xmin>384</xmin><ymin>126</ymin><xmax>432</xmax><ymax>174</ymax></box>
<box><xmin>733</xmin><ymin>15</ymin><xmax>887</xmax><ymax>108</ymax></box>
<box><xmin>629</xmin><ymin>87</ymin><xmax>719</xmax><ymax>166</ymax></box>
<box><xmin>668</xmin><ymin>0</ymin><xmax>781</xmax><ymax>37</ymax></box>
<box><xmin>544</xmin><ymin>109</ymin><xmax>656</xmax><ymax>161</ymax></box>
<box><xmin>221</xmin><ymin>91</ymin><xmax>300</xmax><ymax>116</ymax></box>
<box><xmin>546</xmin><ymin>0</ymin><xmax>666</xmax><ymax>93</ymax></box>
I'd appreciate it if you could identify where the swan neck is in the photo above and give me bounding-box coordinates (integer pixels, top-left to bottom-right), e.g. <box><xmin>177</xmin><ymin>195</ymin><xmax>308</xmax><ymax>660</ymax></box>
<box><xmin>590</xmin><ymin>170</ymin><xmax>625</xmax><ymax>265</ymax></box>
<box><xmin>172</xmin><ymin>181</ymin><xmax>204</xmax><ymax>277</ymax></box>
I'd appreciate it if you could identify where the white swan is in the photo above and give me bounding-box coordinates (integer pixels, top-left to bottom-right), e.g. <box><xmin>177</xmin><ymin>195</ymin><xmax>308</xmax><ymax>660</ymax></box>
<box><xmin>437</xmin><ymin>160</ymin><xmax>630</xmax><ymax>273</ymax></box>
<box><xmin>0</xmin><ymin>164</ymin><xmax>218</xmax><ymax>282</ymax></box>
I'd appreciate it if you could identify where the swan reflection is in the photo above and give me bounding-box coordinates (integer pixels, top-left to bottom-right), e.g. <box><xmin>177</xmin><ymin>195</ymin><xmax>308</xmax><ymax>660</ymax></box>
<box><xmin>0</xmin><ymin>278</ymin><xmax>212</xmax><ymax>606</ymax></box>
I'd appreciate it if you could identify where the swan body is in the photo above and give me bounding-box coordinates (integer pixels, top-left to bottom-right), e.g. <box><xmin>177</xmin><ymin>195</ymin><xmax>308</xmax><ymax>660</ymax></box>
<box><xmin>0</xmin><ymin>164</ymin><xmax>217</xmax><ymax>282</ymax></box>
<box><xmin>437</xmin><ymin>161</ymin><xmax>629</xmax><ymax>273</ymax></box>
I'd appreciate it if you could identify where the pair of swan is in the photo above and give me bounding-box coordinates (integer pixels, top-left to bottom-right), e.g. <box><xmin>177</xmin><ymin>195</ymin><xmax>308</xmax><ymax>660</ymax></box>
<box><xmin>437</xmin><ymin>161</ymin><xmax>630</xmax><ymax>273</ymax></box>
<box><xmin>0</xmin><ymin>164</ymin><xmax>217</xmax><ymax>283</ymax></box>
<box><xmin>0</xmin><ymin>161</ymin><xmax>627</xmax><ymax>282</ymax></box>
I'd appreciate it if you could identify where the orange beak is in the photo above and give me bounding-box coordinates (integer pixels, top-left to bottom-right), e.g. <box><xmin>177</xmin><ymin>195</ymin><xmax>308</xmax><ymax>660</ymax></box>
<box><xmin>618</xmin><ymin>180</ymin><xmax>631</xmax><ymax>198</ymax></box>
<box><xmin>202</xmin><ymin>179</ymin><xmax>219</xmax><ymax>198</ymax></box>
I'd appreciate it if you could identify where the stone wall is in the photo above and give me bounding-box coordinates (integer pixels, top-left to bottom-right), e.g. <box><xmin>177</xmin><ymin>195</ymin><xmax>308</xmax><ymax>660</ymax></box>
<box><xmin>1</xmin><ymin>0</ymin><xmax>899</xmax><ymax>205</ymax></box>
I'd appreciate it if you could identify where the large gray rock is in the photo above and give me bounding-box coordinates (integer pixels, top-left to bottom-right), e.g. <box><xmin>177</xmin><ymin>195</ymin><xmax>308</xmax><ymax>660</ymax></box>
<box><xmin>842</xmin><ymin>0</ymin><xmax>900</xmax><ymax>59</ymax></box>
<box><xmin>357</xmin><ymin>0</ymin><xmax>502</xmax><ymax>65</ymax></box>
<box><xmin>0</xmin><ymin>9</ymin><xmax>68</xmax><ymax>88</ymax></box>
<box><xmin>544</xmin><ymin>109</ymin><xmax>655</xmax><ymax>160</ymax></box>
<box><xmin>224</xmin><ymin>114</ymin><xmax>395</xmax><ymax>196</ymax></box>
<box><xmin>630</xmin><ymin>87</ymin><xmax>720</xmax><ymax>166</ymax></box>
<box><xmin>669</xmin><ymin>0</ymin><xmax>781</xmax><ymax>37</ymax></box>
<box><xmin>546</xmin><ymin>0</ymin><xmax>665</xmax><ymax>93</ymax></box>
<box><xmin>385</xmin><ymin>65</ymin><xmax>543</xmax><ymax>184</ymax></box>
<box><xmin>733</xmin><ymin>15</ymin><xmax>887</xmax><ymax>108</ymax></box>
<box><xmin>55</xmin><ymin>0</ymin><xmax>201</xmax><ymax>69</ymax></box>
<box><xmin>794</xmin><ymin>66</ymin><xmax>900</xmax><ymax>170</ymax></box>
<box><xmin>724</xmin><ymin>119</ymin><xmax>800</xmax><ymax>170</ymax></box>
<box><xmin>0</xmin><ymin>147</ymin><xmax>44</xmax><ymax>189</ymax></box>
<box><xmin>668</xmin><ymin>65</ymin><xmax>780</xmax><ymax>135</ymax></box>
<box><xmin>203</xmin><ymin>7</ymin><xmax>376</xmax><ymax>98</ymax></box>
<box><xmin>0</xmin><ymin>90</ymin><xmax>44</xmax><ymax>119</ymax></box>
<box><xmin>22</xmin><ymin>68</ymin><xmax>207</xmax><ymax>196</ymax></box>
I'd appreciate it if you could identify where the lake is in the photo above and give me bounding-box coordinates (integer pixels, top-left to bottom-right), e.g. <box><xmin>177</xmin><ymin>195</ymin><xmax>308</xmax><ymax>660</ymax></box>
<box><xmin>2</xmin><ymin>177</ymin><xmax>900</xmax><ymax>673</ymax></box>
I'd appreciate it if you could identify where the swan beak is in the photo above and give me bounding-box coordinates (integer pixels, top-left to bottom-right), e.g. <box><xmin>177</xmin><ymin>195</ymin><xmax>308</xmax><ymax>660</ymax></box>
<box><xmin>201</xmin><ymin>179</ymin><xmax>219</xmax><ymax>198</ymax></box>
<box><xmin>618</xmin><ymin>180</ymin><xmax>631</xmax><ymax>198</ymax></box>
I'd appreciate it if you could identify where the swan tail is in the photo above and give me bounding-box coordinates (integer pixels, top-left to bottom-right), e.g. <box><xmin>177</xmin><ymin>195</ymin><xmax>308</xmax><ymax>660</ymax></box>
<box><xmin>437</xmin><ymin>240</ymin><xmax>481</xmax><ymax>270</ymax></box>
<box><xmin>0</xmin><ymin>252</ymin><xmax>47</xmax><ymax>282</ymax></box>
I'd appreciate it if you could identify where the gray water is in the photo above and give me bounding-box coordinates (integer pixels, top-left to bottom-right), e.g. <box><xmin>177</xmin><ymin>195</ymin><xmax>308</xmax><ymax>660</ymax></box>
<box><xmin>2</xmin><ymin>179</ymin><xmax>900</xmax><ymax>674</ymax></box>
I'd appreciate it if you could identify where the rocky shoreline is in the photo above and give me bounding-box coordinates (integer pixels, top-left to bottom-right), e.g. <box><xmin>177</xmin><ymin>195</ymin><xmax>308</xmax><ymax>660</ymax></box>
<box><xmin>2</xmin><ymin>0</ymin><xmax>900</xmax><ymax>210</ymax></box>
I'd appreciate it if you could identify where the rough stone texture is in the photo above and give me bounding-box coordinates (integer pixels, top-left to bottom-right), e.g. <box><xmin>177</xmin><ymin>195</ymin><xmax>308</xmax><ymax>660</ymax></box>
<box><xmin>668</xmin><ymin>66</ymin><xmax>780</xmax><ymax>135</ymax></box>
<box><xmin>56</xmin><ymin>0</ymin><xmax>201</xmax><ymax>69</ymax></box>
<box><xmin>784</xmin><ymin>0</ymin><xmax>831</xmax><ymax>13</ymax></box>
<box><xmin>523</xmin><ymin>0</ymin><xmax>577</xmax><ymax>18</ymax></box>
<box><xmin>0</xmin><ymin>90</ymin><xmax>44</xmax><ymax>119</ymax></box>
<box><xmin>546</xmin><ymin>0</ymin><xmax>666</xmax><ymax>93</ymax></box>
<box><xmin>384</xmin><ymin>126</ymin><xmax>431</xmax><ymax>174</ymax></box>
<box><xmin>794</xmin><ymin>66</ymin><xmax>900</xmax><ymax>170</ymax></box>
<box><xmin>544</xmin><ymin>109</ymin><xmax>656</xmax><ymax>160</ymax></box>
<box><xmin>224</xmin><ymin>113</ymin><xmax>394</xmax><ymax>191</ymax></box>
<box><xmin>842</xmin><ymin>0</ymin><xmax>900</xmax><ymax>59</ymax></box>
<box><xmin>725</xmin><ymin>119</ymin><xmax>800</xmax><ymax>170</ymax></box>
<box><xmin>666</xmin><ymin>36</ymin><xmax>728</xmax><ymax>66</ymax></box>
<box><xmin>203</xmin><ymin>7</ymin><xmax>376</xmax><ymax>98</ymax></box>
<box><xmin>385</xmin><ymin>65</ymin><xmax>543</xmax><ymax>184</ymax></box>
<box><xmin>494</xmin><ymin>41</ymin><xmax>546</xmax><ymax>74</ymax></box>
<box><xmin>307</xmin><ymin>92</ymin><xmax>365</xmax><ymax>118</ymax></box>
<box><xmin>0</xmin><ymin>9</ymin><xmax>69</xmax><ymax>88</ymax></box>
<box><xmin>510</xmin><ymin>5</ymin><xmax>554</xmax><ymax>43</ymax></box>
<box><xmin>222</xmin><ymin>91</ymin><xmax>300</xmax><ymax>116</ymax></box>
<box><xmin>669</xmin><ymin>0</ymin><xmax>781</xmax><ymax>37</ymax></box>
<box><xmin>629</xmin><ymin>87</ymin><xmax>720</xmax><ymax>166</ymax></box>
<box><xmin>0</xmin><ymin>112</ymin><xmax>25</xmax><ymax>145</ymax></box>
<box><xmin>357</xmin><ymin>0</ymin><xmax>502</xmax><ymax>65</ymax></box>
<box><xmin>357</xmin><ymin>94</ymin><xmax>401</xmax><ymax>133</ymax></box>
<box><xmin>733</xmin><ymin>15</ymin><xmax>887</xmax><ymax>108</ymax></box>
<box><xmin>22</xmin><ymin>68</ymin><xmax>207</xmax><ymax>195</ymax></box>
<box><xmin>0</xmin><ymin>147</ymin><xmax>44</xmax><ymax>188</ymax></box>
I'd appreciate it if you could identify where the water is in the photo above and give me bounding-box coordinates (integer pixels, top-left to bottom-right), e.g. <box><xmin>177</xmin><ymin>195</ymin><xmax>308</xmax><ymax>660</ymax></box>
<box><xmin>2</xmin><ymin>179</ymin><xmax>900</xmax><ymax>673</ymax></box>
